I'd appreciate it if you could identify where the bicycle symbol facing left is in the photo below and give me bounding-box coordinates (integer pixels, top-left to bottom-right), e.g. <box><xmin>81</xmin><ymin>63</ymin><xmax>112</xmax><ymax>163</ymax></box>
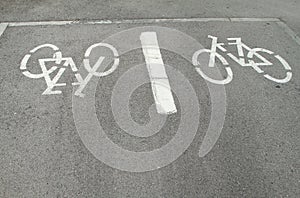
<box><xmin>19</xmin><ymin>28</ymin><xmax>293</xmax><ymax>172</ymax></box>
<box><xmin>20</xmin><ymin>34</ymin><xmax>292</xmax><ymax>97</ymax></box>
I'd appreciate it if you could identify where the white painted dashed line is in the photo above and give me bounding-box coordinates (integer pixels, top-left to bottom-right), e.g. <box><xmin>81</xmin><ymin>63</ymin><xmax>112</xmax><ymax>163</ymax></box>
<box><xmin>4</xmin><ymin>17</ymin><xmax>284</xmax><ymax>27</ymax></box>
<box><xmin>230</xmin><ymin>18</ymin><xmax>280</xmax><ymax>22</ymax></box>
<box><xmin>140</xmin><ymin>32</ymin><xmax>177</xmax><ymax>115</ymax></box>
<box><xmin>276</xmin><ymin>21</ymin><xmax>300</xmax><ymax>46</ymax></box>
<box><xmin>0</xmin><ymin>23</ymin><xmax>8</xmax><ymax>37</ymax></box>
<box><xmin>116</xmin><ymin>18</ymin><xmax>230</xmax><ymax>23</ymax></box>
<box><xmin>8</xmin><ymin>21</ymin><xmax>78</xmax><ymax>27</ymax></box>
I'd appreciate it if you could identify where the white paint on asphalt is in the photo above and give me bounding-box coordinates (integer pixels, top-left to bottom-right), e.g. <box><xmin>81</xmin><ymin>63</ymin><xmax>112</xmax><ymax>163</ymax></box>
<box><xmin>263</xmin><ymin>54</ymin><xmax>292</xmax><ymax>83</ymax></box>
<box><xmin>6</xmin><ymin>18</ymin><xmax>282</xmax><ymax>27</ymax></box>
<box><xmin>5</xmin><ymin>18</ymin><xmax>300</xmax><ymax>55</ymax></box>
<box><xmin>276</xmin><ymin>21</ymin><xmax>300</xmax><ymax>46</ymax></box>
<box><xmin>83</xmin><ymin>43</ymin><xmax>119</xmax><ymax>77</ymax></box>
<box><xmin>8</xmin><ymin>21</ymin><xmax>79</xmax><ymax>27</ymax></box>
<box><xmin>20</xmin><ymin>34</ymin><xmax>294</xmax><ymax>97</ymax></box>
<box><xmin>19</xmin><ymin>42</ymin><xmax>119</xmax><ymax>97</ymax></box>
<box><xmin>74</xmin><ymin>56</ymin><xmax>105</xmax><ymax>97</ymax></box>
<box><xmin>20</xmin><ymin>44</ymin><xmax>63</xmax><ymax>79</ymax></box>
<box><xmin>0</xmin><ymin>23</ymin><xmax>8</xmax><ymax>37</ymax></box>
<box><xmin>192</xmin><ymin>35</ymin><xmax>233</xmax><ymax>85</ymax></box>
<box><xmin>140</xmin><ymin>32</ymin><xmax>177</xmax><ymax>115</ymax></box>
<box><xmin>75</xmin><ymin>43</ymin><xmax>120</xmax><ymax>97</ymax></box>
<box><xmin>230</xmin><ymin>18</ymin><xmax>280</xmax><ymax>22</ymax></box>
<box><xmin>39</xmin><ymin>58</ymin><xmax>66</xmax><ymax>95</ymax></box>
<box><xmin>227</xmin><ymin>38</ymin><xmax>273</xmax><ymax>69</ymax></box>
<box><xmin>193</xmin><ymin>35</ymin><xmax>293</xmax><ymax>84</ymax></box>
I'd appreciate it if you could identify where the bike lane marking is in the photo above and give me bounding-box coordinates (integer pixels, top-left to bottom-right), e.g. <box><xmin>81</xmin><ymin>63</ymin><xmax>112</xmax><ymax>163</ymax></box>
<box><xmin>0</xmin><ymin>20</ymin><xmax>299</xmax><ymax>163</ymax></box>
<box><xmin>0</xmin><ymin>20</ymin><xmax>299</xmax><ymax>194</ymax></box>
<box><xmin>140</xmin><ymin>32</ymin><xmax>177</xmax><ymax>115</ymax></box>
<box><xmin>6</xmin><ymin>17</ymin><xmax>298</xmax><ymax>94</ymax></box>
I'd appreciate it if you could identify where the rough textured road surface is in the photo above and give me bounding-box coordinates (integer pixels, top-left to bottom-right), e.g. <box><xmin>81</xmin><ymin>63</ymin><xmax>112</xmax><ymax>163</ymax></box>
<box><xmin>0</xmin><ymin>1</ymin><xmax>299</xmax><ymax>197</ymax></box>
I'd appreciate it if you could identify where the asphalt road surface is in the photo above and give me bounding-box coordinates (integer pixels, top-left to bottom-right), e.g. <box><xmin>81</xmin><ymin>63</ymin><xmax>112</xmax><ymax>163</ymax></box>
<box><xmin>0</xmin><ymin>1</ymin><xmax>299</xmax><ymax>197</ymax></box>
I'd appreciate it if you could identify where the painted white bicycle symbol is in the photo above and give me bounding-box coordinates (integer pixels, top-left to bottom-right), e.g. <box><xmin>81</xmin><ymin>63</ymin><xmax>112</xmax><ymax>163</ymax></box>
<box><xmin>19</xmin><ymin>30</ymin><xmax>292</xmax><ymax>172</ymax></box>
<box><xmin>192</xmin><ymin>35</ymin><xmax>292</xmax><ymax>84</ymax></box>
<box><xmin>20</xmin><ymin>43</ymin><xmax>119</xmax><ymax>96</ymax></box>
<box><xmin>20</xmin><ymin>35</ymin><xmax>293</xmax><ymax>97</ymax></box>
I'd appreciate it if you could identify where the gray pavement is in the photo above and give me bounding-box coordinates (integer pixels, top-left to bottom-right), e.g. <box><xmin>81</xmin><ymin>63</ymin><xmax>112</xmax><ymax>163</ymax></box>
<box><xmin>0</xmin><ymin>1</ymin><xmax>300</xmax><ymax>198</ymax></box>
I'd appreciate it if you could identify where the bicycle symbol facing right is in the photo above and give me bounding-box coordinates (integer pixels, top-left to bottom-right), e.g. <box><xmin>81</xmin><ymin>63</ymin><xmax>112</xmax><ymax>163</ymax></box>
<box><xmin>19</xmin><ymin>27</ymin><xmax>293</xmax><ymax>172</ymax></box>
<box><xmin>192</xmin><ymin>35</ymin><xmax>292</xmax><ymax>84</ymax></box>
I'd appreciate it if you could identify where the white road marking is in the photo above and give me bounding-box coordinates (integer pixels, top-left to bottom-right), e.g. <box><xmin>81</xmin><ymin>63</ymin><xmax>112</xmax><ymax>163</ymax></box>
<box><xmin>74</xmin><ymin>56</ymin><xmax>105</xmax><ymax>97</ymax></box>
<box><xmin>0</xmin><ymin>23</ymin><xmax>8</xmax><ymax>37</ymax></box>
<box><xmin>5</xmin><ymin>18</ymin><xmax>300</xmax><ymax>50</ymax></box>
<box><xmin>263</xmin><ymin>55</ymin><xmax>292</xmax><ymax>83</ymax></box>
<box><xmin>39</xmin><ymin>58</ymin><xmax>66</xmax><ymax>95</ymax></box>
<box><xmin>230</xmin><ymin>18</ymin><xmax>280</xmax><ymax>22</ymax></box>
<box><xmin>15</xmin><ymin>19</ymin><xmax>296</xmax><ymax>96</ymax></box>
<box><xmin>20</xmin><ymin>44</ymin><xmax>63</xmax><ymax>79</ymax></box>
<box><xmin>140</xmin><ymin>32</ymin><xmax>177</xmax><ymax>115</ymax></box>
<box><xmin>8</xmin><ymin>21</ymin><xmax>78</xmax><ymax>27</ymax></box>
<box><xmin>20</xmin><ymin>43</ymin><xmax>119</xmax><ymax>97</ymax></box>
<box><xmin>5</xmin><ymin>18</ymin><xmax>282</xmax><ymax>27</ymax></box>
<box><xmin>192</xmin><ymin>35</ymin><xmax>293</xmax><ymax>84</ymax></box>
<box><xmin>83</xmin><ymin>43</ymin><xmax>119</xmax><ymax>77</ymax></box>
<box><xmin>192</xmin><ymin>36</ymin><xmax>233</xmax><ymax>85</ymax></box>
<box><xmin>74</xmin><ymin>43</ymin><xmax>120</xmax><ymax>97</ymax></box>
<box><xmin>276</xmin><ymin>21</ymin><xmax>300</xmax><ymax>46</ymax></box>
